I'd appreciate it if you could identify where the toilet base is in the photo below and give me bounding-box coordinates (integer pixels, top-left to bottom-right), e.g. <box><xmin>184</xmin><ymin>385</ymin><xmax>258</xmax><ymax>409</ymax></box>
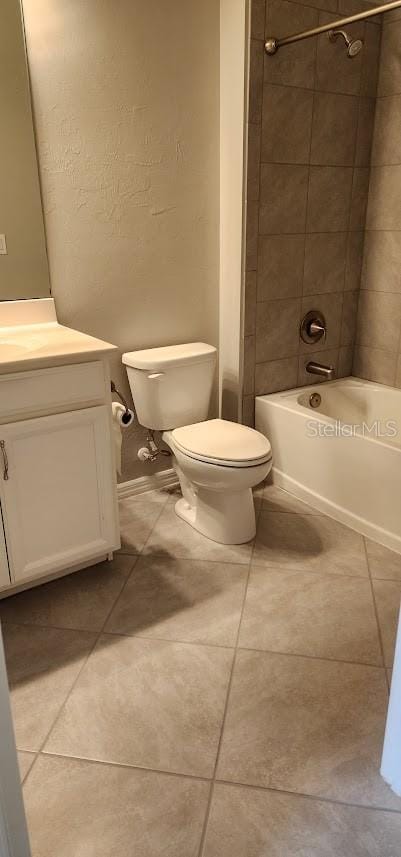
<box><xmin>174</xmin><ymin>488</ymin><xmax>256</xmax><ymax>545</ymax></box>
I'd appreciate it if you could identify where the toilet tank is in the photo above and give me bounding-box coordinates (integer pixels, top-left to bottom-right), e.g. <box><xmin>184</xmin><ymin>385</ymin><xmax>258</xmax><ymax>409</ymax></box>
<box><xmin>122</xmin><ymin>343</ymin><xmax>217</xmax><ymax>430</ymax></box>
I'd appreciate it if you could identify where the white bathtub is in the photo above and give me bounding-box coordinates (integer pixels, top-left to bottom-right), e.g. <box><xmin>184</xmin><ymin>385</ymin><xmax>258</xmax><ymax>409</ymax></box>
<box><xmin>256</xmin><ymin>376</ymin><xmax>401</xmax><ymax>553</ymax></box>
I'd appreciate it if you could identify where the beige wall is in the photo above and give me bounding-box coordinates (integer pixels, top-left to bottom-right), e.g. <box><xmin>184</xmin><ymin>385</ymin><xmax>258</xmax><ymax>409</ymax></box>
<box><xmin>242</xmin><ymin>0</ymin><xmax>381</xmax><ymax>425</ymax></box>
<box><xmin>22</xmin><ymin>0</ymin><xmax>220</xmax><ymax>480</ymax></box>
<box><xmin>355</xmin><ymin>9</ymin><xmax>401</xmax><ymax>386</ymax></box>
<box><xmin>0</xmin><ymin>0</ymin><xmax>50</xmax><ymax>301</ymax></box>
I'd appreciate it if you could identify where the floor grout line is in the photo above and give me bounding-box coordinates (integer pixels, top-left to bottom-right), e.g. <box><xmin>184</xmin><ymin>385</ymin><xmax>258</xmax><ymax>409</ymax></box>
<box><xmin>363</xmin><ymin>536</ymin><xmax>392</xmax><ymax>693</ymax></box>
<box><xmin>33</xmin><ymin>555</ymin><xmax>142</xmax><ymax>757</ymax></box>
<box><xmin>196</xmin><ymin>507</ymin><xmax>263</xmax><ymax>856</ymax></box>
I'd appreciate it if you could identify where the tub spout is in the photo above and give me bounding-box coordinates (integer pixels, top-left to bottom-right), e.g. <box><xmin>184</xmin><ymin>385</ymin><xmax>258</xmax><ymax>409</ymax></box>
<box><xmin>306</xmin><ymin>361</ymin><xmax>335</xmax><ymax>380</ymax></box>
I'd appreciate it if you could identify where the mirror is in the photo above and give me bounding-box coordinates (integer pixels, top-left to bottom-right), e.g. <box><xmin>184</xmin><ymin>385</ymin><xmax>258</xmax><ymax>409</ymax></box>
<box><xmin>0</xmin><ymin>0</ymin><xmax>51</xmax><ymax>301</ymax></box>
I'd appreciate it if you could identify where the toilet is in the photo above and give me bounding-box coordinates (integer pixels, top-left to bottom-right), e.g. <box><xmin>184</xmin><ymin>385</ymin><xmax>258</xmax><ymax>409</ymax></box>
<box><xmin>122</xmin><ymin>343</ymin><xmax>272</xmax><ymax>544</ymax></box>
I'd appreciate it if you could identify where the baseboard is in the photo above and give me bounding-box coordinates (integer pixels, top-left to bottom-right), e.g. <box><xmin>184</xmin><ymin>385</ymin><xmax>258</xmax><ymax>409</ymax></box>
<box><xmin>272</xmin><ymin>466</ymin><xmax>401</xmax><ymax>556</ymax></box>
<box><xmin>117</xmin><ymin>468</ymin><xmax>179</xmax><ymax>500</ymax></box>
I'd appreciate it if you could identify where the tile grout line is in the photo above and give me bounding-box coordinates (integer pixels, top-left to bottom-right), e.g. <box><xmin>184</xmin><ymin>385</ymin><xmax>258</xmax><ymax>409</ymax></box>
<box><xmin>29</xmin><ymin>554</ymin><xmax>142</xmax><ymax>765</ymax></box>
<box><xmin>195</xmin><ymin>504</ymin><xmax>261</xmax><ymax>856</ymax></box>
<box><xmin>363</xmin><ymin>536</ymin><xmax>390</xmax><ymax>690</ymax></box>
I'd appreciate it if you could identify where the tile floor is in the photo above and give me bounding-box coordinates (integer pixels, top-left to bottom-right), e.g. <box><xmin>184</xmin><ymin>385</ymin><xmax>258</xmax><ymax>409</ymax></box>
<box><xmin>1</xmin><ymin>482</ymin><xmax>401</xmax><ymax>855</ymax></box>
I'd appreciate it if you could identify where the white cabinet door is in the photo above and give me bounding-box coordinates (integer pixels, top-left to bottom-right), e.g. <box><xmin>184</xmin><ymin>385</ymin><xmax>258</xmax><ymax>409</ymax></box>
<box><xmin>0</xmin><ymin>406</ymin><xmax>119</xmax><ymax>584</ymax></box>
<box><xmin>0</xmin><ymin>509</ymin><xmax>10</xmax><ymax>590</ymax></box>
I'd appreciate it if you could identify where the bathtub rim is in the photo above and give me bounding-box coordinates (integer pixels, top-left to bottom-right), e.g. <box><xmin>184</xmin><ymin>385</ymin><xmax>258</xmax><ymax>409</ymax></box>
<box><xmin>255</xmin><ymin>376</ymin><xmax>401</xmax><ymax>556</ymax></box>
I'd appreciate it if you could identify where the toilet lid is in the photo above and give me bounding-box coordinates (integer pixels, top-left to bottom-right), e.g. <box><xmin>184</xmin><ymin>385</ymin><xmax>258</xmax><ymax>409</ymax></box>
<box><xmin>171</xmin><ymin>419</ymin><xmax>272</xmax><ymax>468</ymax></box>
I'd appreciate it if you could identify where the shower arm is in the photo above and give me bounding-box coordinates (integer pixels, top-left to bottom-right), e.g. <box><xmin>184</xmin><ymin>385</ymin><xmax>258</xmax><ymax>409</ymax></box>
<box><xmin>265</xmin><ymin>0</ymin><xmax>401</xmax><ymax>54</ymax></box>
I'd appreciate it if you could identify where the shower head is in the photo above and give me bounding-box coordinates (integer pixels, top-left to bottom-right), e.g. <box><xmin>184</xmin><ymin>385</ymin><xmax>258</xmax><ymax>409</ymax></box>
<box><xmin>328</xmin><ymin>28</ymin><xmax>363</xmax><ymax>58</ymax></box>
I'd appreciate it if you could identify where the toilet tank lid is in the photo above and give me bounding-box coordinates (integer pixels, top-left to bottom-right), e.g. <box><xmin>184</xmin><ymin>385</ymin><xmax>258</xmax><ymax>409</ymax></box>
<box><xmin>122</xmin><ymin>342</ymin><xmax>217</xmax><ymax>371</ymax></box>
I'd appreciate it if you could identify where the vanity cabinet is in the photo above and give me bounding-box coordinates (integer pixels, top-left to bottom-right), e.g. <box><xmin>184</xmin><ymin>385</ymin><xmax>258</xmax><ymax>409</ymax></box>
<box><xmin>0</xmin><ymin>359</ymin><xmax>120</xmax><ymax>594</ymax></box>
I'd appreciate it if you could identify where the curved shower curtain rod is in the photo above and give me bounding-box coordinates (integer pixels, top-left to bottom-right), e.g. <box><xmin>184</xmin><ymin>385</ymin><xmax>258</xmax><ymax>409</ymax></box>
<box><xmin>265</xmin><ymin>0</ymin><xmax>401</xmax><ymax>54</ymax></box>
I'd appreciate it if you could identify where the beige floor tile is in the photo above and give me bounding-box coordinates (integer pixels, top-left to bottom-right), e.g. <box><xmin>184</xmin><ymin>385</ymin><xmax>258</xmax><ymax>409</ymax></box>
<box><xmin>366</xmin><ymin>539</ymin><xmax>401</xmax><ymax>581</ymax></box>
<box><xmin>45</xmin><ymin>634</ymin><xmax>233</xmax><ymax>778</ymax></box>
<box><xmin>238</xmin><ymin>567</ymin><xmax>382</xmax><ymax>664</ymax></box>
<box><xmin>253</xmin><ymin>512</ymin><xmax>368</xmax><ymax>576</ymax></box>
<box><xmin>203</xmin><ymin>783</ymin><xmax>401</xmax><ymax>857</ymax></box>
<box><xmin>217</xmin><ymin>650</ymin><xmax>400</xmax><ymax>809</ymax></box>
<box><xmin>3</xmin><ymin>624</ymin><xmax>96</xmax><ymax>751</ymax></box>
<box><xmin>373</xmin><ymin>580</ymin><xmax>401</xmax><ymax>667</ymax></box>
<box><xmin>119</xmin><ymin>490</ymin><xmax>170</xmax><ymax>553</ymax></box>
<box><xmin>261</xmin><ymin>484</ymin><xmax>321</xmax><ymax>515</ymax></box>
<box><xmin>105</xmin><ymin>556</ymin><xmax>248</xmax><ymax>646</ymax></box>
<box><xmin>24</xmin><ymin>754</ymin><xmax>209</xmax><ymax>857</ymax></box>
<box><xmin>0</xmin><ymin>555</ymin><xmax>135</xmax><ymax>632</ymax></box>
<box><xmin>18</xmin><ymin>751</ymin><xmax>36</xmax><ymax>782</ymax></box>
<box><xmin>144</xmin><ymin>503</ymin><xmax>254</xmax><ymax>564</ymax></box>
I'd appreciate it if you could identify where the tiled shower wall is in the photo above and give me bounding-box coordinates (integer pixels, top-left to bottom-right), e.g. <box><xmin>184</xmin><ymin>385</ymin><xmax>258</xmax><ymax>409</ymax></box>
<box><xmin>243</xmin><ymin>0</ymin><xmax>381</xmax><ymax>426</ymax></box>
<box><xmin>355</xmin><ymin>7</ymin><xmax>401</xmax><ymax>385</ymax></box>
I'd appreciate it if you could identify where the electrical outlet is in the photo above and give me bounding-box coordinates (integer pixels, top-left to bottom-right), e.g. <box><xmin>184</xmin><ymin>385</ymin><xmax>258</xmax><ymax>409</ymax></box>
<box><xmin>0</xmin><ymin>235</ymin><xmax>7</xmax><ymax>255</ymax></box>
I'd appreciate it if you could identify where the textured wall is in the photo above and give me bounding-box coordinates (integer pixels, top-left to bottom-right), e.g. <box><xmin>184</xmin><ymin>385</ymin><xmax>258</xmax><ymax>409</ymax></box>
<box><xmin>0</xmin><ymin>0</ymin><xmax>50</xmax><ymax>301</ymax></box>
<box><xmin>243</xmin><ymin>0</ymin><xmax>381</xmax><ymax>425</ymax></box>
<box><xmin>355</xmin><ymin>7</ymin><xmax>401</xmax><ymax>386</ymax></box>
<box><xmin>22</xmin><ymin>0</ymin><xmax>219</xmax><ymax>480</ymax></box>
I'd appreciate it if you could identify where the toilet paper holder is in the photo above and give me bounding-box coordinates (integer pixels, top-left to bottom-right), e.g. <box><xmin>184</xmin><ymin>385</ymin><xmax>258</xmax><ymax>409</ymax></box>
<box><xmin>110</xmin><ymin>381</ymin><xmax>134</xmax><ymax>425</ymax></box>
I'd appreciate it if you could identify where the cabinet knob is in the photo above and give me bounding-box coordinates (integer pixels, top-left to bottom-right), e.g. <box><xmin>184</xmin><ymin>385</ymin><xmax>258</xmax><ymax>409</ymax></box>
<box><xmin>0</xmin><ymin>441</ymin><xmax>9</xmax><ymax>481</ymax></box>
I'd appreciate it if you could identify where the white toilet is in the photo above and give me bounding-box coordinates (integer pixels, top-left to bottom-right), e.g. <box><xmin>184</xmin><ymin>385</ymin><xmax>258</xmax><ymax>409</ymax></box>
<box><xmin>122</xmin><ymin>343</ymin><xmax>272</xmax><ymax>544</ymax></box>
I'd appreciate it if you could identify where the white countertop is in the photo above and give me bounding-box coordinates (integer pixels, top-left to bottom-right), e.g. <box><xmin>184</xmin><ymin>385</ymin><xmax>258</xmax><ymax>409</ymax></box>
<box><xmin>0</xmin><ymin>322</ymin><xmax>118</xmax><ymax>373</ymax></box>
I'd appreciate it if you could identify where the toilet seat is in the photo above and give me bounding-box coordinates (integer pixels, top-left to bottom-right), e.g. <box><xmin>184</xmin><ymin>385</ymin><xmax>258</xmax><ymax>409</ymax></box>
<box><xmin>171</xmin><ymin>418</ymin><xmax>272</xmax><ymax>468</ymax></box>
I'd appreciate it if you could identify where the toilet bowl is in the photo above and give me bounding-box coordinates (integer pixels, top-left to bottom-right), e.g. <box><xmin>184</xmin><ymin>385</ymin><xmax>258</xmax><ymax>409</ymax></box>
<box><xmin>164</xmin><ymin>419</ymin><xmax>272</xmax><ymax>544</ymax></box>
<box><xmin>122</xmin><ymin>342</ymin><xmax>272</xmax><ymax>545</ymax></box>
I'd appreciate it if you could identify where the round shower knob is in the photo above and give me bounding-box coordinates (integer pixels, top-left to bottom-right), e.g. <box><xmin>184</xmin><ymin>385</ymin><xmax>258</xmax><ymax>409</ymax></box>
<box><xmin>300</xmin><ymin>311</ymin><xmax>327</xmax><ymax>344</ymax></box>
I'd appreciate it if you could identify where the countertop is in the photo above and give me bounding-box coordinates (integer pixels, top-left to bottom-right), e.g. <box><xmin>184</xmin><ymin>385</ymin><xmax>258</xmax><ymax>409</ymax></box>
<box><xmin>0</xmin><ymin>322</ymin><xmax>118</xmax><ymax>374</ymax></box>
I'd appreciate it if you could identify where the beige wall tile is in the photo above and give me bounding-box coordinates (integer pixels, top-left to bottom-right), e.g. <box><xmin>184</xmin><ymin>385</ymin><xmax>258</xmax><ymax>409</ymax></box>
<box><xmin>260</xmin><ymin>164</ymin><xmax>309</xmax><ymax>233</ymax></box>
<box><xmin>246</xmin><ymin>200</ymin><xmax>259</xmax><ymax>270</ymax></box>
<box><xmin>345</xmin><ymin>231</ymin><xmax>365</xmax><ymax>291</ymax></box>
<box><xmin>353</xmin><ymin>345</ymin><xmax>398</xmax><ymax>385</ymax></box>
<box><xmin>262</xmin><ymin>84</ymin><xmax>314</xmax><ymax>164</ymax></box>
<box><xmin>247</xmin><ymin>123</ymin><xmax>261</xmax><ymax>202</ymax></box>
<box><xmin>255</xmin><ymin>356</ymin><xmax>298</xmax><ymax>394</ymax></box>
<box><xmin>378</xmin><ymin>20</ymin><xmax>401</xmax><ymax>96</ymax></box>
<box><xmin>338</xmin><ymin>344</ymin><xmax>354</xmax><ymax>376</ymax></box>
<box><xmin>367</xmin><ymin>165</ymin><xmax>401</xmax><ymax>230</ymax></box>
<box><xmin>341</xmin><ymin>291</ymin><xmax>359</xmax><ymax>346</ymax></box>
<box><xmin>310</xmin><ymin>92</ymin><xmax>359</xmax><ymax>166</ymax></box>
<box><xmin>264</xmin><ymin>0</ymin><xmax>318</xmax><ymax>89</ymax></box>
<box><xmin>372</xmin><ymin>95</ymin><xmax>401</xmax><ymax>166</ymax></box>
<box><xmin>356</xmin><ymin>290</ymin><xmax>401</xmax><ymax>351</ymax></box>
<box><xmin>361</xmin><ymin>22</ymin><xmax>382</xmax><ymax>97</ymax></box>
<box><xmin>350</xmin><ymin>167</ymin><xmax>370</xmax><ymax>230</ymax></box>
<box><xmin>244</xmin><ymin>271</ymin><xmax>257</xmax><ymax>336</ymax></box>
<box><xmin>257</xmin><ymin>234</ymin><xmax>305</xmax><ymax>301</ymax></box>
<box><xmin>242</xmin><ymin>395</ymin><xmax>255</xmax><ymax>427</ymax></box>
<box><xmin>303</xmin><ymin>233</ymin><xmax>347</xmax><ymax>295</ymax></box>
<box><xmin>307</xmin><ymin>167</ymin><xmax>353</xmax><ymax>232</ymax></box>
<box><xmin>249</xmin><ymin>39</ymin><xmax>264</xmax><ymax>123</ymax></box>
<box><xmin>251</xmin><ymin>0</ymin><xmax>266</xmax><ymax>40</ymax></box>
<box><xmin>243</xmin><ymin>335</ymin><xmax>255</xmax><ymax>394</ymax></box>
<box><xmin>255</xmin><ymin>297</ymin><xmax>302</xmax><ymax>362</ymax></box>
<box><xmin>355</xmin><ymin>97</ymin><xmax>376</xmax><ymax>167</ymax></box>
<box><xmin>362</xmin><ymin>230</ymin><xmax>401</xmax><ymax>293</ymax></box>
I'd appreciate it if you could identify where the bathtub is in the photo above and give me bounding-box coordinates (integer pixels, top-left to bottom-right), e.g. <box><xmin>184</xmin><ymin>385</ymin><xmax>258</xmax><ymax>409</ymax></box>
<box><xmin>255</xmin><ymin>377</ymin><xmax>401</xmax><ymax>553</ymax></box>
